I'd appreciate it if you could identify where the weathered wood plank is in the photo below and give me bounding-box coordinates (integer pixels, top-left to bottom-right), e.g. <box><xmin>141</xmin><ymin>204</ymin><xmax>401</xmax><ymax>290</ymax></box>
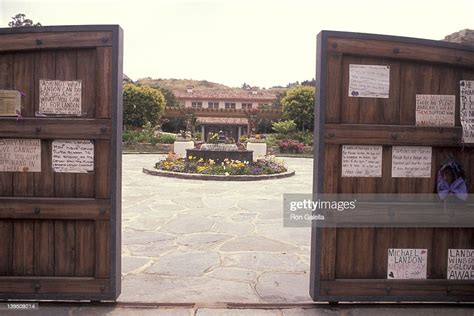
<box><xmin>96</xmin><ymin>47</ymin><xmax>112</xmax><ymax>118</ymax></box>
<box><xmin>54</xmin><ymin>50</ymin><xmax>77</xmax><ymax>198</ymax></box>
<box><xmin>12</xmin><ymin>220</ymin><xmax>34</xmax><ymax>276</ymax></box>
<box><xmin>325</xmin><ymin>124</ymin><xmax>464</xmax><ymax>147</ymax></box>
<box><xmin>0</xmin><ymin>118</ymin><xmax>111</xmax><ymax>139</ymax></box>
<box><xmin>0</xmin><ymin>198</ymin><xmax>110</xmax><ymax>220</ymax></box>
<box><xmin>95</xmin><ymin>220</ymin><xmax>109</xmax><ymax>278</ymax></box>
<box><xmin>327</xmin><ymin>37</ymin><xmax>474</xmax><ymax>67</ymax></box>
<box><xmin>95</xmin><ymin>141</ymin><xmax>110</xmax><ymax>198</ymax></box>
<box><xmin>325</xmin><ymin>54</ymin><xmax>342</xmax><ymax>123</ymax></box>
<box><xmin>0</xmin><ymin>31</ymin><xmax>112</xmax><ymax>52</ymax></box>
<box><xmin>0</xmin><ymin>54</ymin><xmax>14</xmax><ymax>197</ymax></box>
<box><xmin>0</xmin><ymin>220</ymin><xmax>13</xmax><ymax>275</ymax></box>
<box><xmin>13</xmin><ymin>52</ymin><xmax>35</xmax><ymax>197</ymax></box>
<box><xmin>0</xmin><ymin>277</ymin><xmax>109</xmax><ymax>294</ymax></box>
<box><xmin>54</xmin><ymin>220</ymin><xmax>76</xmax><ymax>276</ymax></box>
<box><xmin>34</xmin><ymin>220</ymin><xmax>55</xmax><ymax>275</ymax></box>
<box><xmin>75</xmin><ymin>221</ymin><xmax>95</xmax><ymax>276</ymax></box>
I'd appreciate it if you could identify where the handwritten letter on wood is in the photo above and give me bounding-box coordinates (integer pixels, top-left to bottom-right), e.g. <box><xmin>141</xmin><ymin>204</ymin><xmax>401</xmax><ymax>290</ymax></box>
<box><xmin>52</xmin><ymin>140</ymin><xmax>94</xmax><ymax>173</ymax></box>
<box><xmin>341</xmin><ymin>145</ymin><xmax>382</xmax><ymax>177</ymax></box>
<box><xmin>415</xmin><ymin>94</ymin><xmax>455</xmax><ymax>127</ymax></box>
<box><xmin>348</xmin><ymin>64</ymin><xmax>390</xmax><ymax>98</ymax></box>
<box><xmin>39</xmin><ymin>80</ymin><xmax>82</xmax><ymax>115</ymax></box>
<box><xmin>0</xmin><ymin>139</ymin><xmax>41</xmax><ymax>172</ymax></box>
<box><xmin>391</xmin><ymin>146</ymin><xmax>432</xmax><ymax>178</ymax></box>
<box><xmin>460</xmin><ymin>80</ymin><xmax>474</xmax><ymax>143</ymax></box>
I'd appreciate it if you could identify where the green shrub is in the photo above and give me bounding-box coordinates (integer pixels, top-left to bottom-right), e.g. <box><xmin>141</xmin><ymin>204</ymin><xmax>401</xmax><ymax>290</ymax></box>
<box><xmin>291</xmin><ymin>131</ymin><xmax>313</xmax><ymax>146</ymax></box>
<box><xmin>265</xmin><ymin>134</ymin><xmax>278</xmax><ymax>147</ymax></box>
<box><xmin>272</xmin><ymin>120</ymin><xmax>297</xmax><ymax>135</ymax></box>
<box><xmin>157</xmin><ymin>133</ymin><xmax>176</xmax><ymax>144</ymax></box>
<box><xmin>123</xmin><ymin>84</ymin><xmax>165</xmax><ymax>127</ymax></box>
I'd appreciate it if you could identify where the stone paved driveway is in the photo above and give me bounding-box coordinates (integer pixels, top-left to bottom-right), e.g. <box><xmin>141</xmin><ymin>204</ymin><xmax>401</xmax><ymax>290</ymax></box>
<box><xmin>119</xmin><ymin>154</ymin><xmax>313</xmax><ymax>303</ymax></box>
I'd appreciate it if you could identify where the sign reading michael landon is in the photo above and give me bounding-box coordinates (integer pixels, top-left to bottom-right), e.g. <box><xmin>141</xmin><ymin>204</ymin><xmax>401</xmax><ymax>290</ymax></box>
<box><xmin>387</xmin><ymin>248</ymin><xmax>427</xmax><ymax>279</ymax></box>
<box><xmin>0</xmin><ymin>90</ymin><xmax>21</xmax><ymax>116</ymax></box>
<box><xmin>39</xmin><ymin>80</ymin><xmax>82</xmax><ymax>115</ymax></box>
<box><xmin>0</xmin><ymin>139</ymin><xmax>41</xmax><ymax>172</ymax></box>
<box><xmin>52</xmin><ymin>140</ymin><xmax>94</xmax><ymax>173</ymax></box>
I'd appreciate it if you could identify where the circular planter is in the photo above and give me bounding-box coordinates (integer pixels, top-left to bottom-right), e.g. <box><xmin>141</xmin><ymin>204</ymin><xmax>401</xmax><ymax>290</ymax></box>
<box><xmin>143</xmin><ymin>167</ymin><xmax>295</xmax><ymax>181</ymax></box>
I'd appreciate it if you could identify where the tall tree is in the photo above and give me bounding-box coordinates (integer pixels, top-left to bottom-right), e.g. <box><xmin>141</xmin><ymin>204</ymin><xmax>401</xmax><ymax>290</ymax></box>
<box><xmin>8</xmin><ymin>13</ymin><xmax>42</xmax><ymax>27</ymax></box>
<box><xmin>281</xmin><ymin>86</ymin><xmax>315</xmax><ymax>131</ymax></box>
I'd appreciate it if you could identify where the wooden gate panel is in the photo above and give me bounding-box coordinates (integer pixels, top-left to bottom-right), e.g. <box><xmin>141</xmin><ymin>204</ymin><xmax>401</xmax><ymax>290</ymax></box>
<box><xmin>0</xmin><ymin>25</ymin><xmax>122</xmax><ymax>300</ymax></box>
<box><xmin>312</xmin><ymin>31</ymin><xmax>474</xmax><ymax>301</ymax></box>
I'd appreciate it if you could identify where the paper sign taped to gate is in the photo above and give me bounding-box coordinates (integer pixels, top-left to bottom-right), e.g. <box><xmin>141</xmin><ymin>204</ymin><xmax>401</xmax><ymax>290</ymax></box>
<box><xmin>348</xmin><ymin>64</ymin><xmax>390</xmax><ymax>98</ymax></box>
<box><xmin>460</xmin><ymin>80</ymin><xmax>474</xmax><ymax>143</ymax></box>
<box><xmin>39</xmin><ymin>80</ymin><xmax>82</xmax><ymax>115</ymax></box>
<box><xmin>0</xmin><ymin>139</ymin><xmax>41</xmax><ymax>172</ymax></box>
<box><xmin>387</xmin><ymin>248</ymin><xmax>427</xmax><ymax>280</ymax></box>
<box><xmin>0</xmin><ymin>90</ymin><xmax>21</xmax><ymax>116</ymax></box>
<box><xmin>447</xmin><ymin>249</ymin><xmax>474</xmax><ymax>280</ymax></box>
<box><xmin>391</xmin><ymin>146</ymin><xmax>432</xmax><ymax>178</ymax></box>
<box><xmin>52</xmin><ymin>140</ymin><xmax>94</xmax><ymax>173</ymax></box>
<box><xmin>341</xmin><ymin>145</ymin><xmax>382</xmax><ymax>177</ymax></box>
<box><xmin>415</xmin><ymin>94</ymin><xmax>455</xmax><ymax>127</ymax></box>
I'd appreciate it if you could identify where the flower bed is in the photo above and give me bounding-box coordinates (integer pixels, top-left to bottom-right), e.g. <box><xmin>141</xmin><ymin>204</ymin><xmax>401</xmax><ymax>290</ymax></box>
<box><xmin>155</xmin><ymin>153</ymin><xmax>287</xmax><ymax>176</ymax></box>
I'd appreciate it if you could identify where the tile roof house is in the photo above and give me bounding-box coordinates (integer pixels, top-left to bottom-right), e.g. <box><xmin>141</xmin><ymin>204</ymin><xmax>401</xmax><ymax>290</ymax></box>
<box><xmin>164</xmin><ymin>87</ymin><xmax>281</xmax><ymax>141</ymax></box>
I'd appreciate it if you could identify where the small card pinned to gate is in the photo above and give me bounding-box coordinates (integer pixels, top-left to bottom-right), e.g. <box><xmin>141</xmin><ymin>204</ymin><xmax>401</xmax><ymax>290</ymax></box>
<box><xmin>447</xmin><ymin>249</ymin><xmax>474</xmax><ymax>280</ymax></box>
<box><xmin>460</xmin><ymin>80</ymin><xmax>474</xmax><ymax>143</ymax></box>
<box><xmin>387</xmin><ymin>248</ymin><xmax>427</xmax><ymax>280</ymax></box>
<box><xmin>348</xmin><ymin>64</ymin><xmax>390</xmax><ymax>98</ymax></box>
<box><xmin>38</xmin><ymin>80</ymin><xmax>82</xmax><ymax>116</ymax></box>
<box><xmin>341</xmin><ymin>145</ymin><xmax>382</xmax><ymax>177</ymax></box>
<box><xmin>0</xmin><ymin>139</ymin><xmax>41</xmax><ymax>172</ymax></box>
<box><xmin>0</xmin><ymin>90</ymin><xmax>21</xmax><ymax>116</ymax></box>
<box><xmin>415</xmin><ymin>94</ymin><xmax>455</xmax><ymax>127</ymax></box>
<box><xmin>52</xmin><ymin>140</ymin><xmax>94</xmax><ymax>173</ymax></box>
<box><xmin>391</xmin><ymin>146</ymin><xmax>432</xmax><ymax>178</ymax></box>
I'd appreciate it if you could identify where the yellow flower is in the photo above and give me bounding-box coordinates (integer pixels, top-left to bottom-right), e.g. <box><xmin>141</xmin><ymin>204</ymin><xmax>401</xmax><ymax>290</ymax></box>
<box><xmin>198</xmin><ymin>158</ymin><xmax>204</xmax><ymax>162</ymax></box>
<box><xmin>224</xmin><ymin>172</ymin><xmax>229</xmax><ymax>176</ymax></box>
<box><xmin>208</xmin><ymin>159</ymin><xmax>215</xmax><ymax>165</ymax></box>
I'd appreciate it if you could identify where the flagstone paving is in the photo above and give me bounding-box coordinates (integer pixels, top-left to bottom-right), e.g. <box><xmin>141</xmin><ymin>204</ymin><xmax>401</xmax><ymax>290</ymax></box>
<box><xmin>119</xmin><ymin>154</ymin><xmax>313</xmax><ymax>303</ymax></box>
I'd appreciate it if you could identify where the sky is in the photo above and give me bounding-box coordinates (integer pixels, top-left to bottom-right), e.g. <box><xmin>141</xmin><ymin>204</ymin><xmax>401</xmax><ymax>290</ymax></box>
<box><xmin>1</xmin><ymin>0</ymin><xmax>473</xmax><ymax>88</ymax></box>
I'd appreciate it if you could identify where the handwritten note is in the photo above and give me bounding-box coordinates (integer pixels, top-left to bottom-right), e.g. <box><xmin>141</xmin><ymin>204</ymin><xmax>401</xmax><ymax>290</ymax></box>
<box><xmin>387</xmin><ymin>248</ymin><xmax>427</xmax><ymax>279</ymax></box>
<box><xmin>39</xmin><ymin>80</ymin><xmax>82</xmax><ymax>115</ymax></box>
<box><xmin>447</xmin><ymin>249</ymin><xmax>474</xmax><ymax>280</ymax></box>
<box><xmin>392</xmin><ymin>146</ymin><xmax>432</xmax><ymax>178</ymax></box>
<box><xmin>348</xmin><ymin>64</ymin><xmax>390</xmax><ymax>98</ymax></box>
<box><xmin>415</xmin><ymin>94</ymin><xmax>455</xmax><ymax>127</ymax></box>
<box><xmin>341</xmin><ymin>145</ymin><xmax>382</xmax><ymax>177</ymax></box>
<box><xmin>52</xmin><ymin>140</ymin><xmax>94</xmax><ymax>173</ymax></box>
<box><xmin>460</xmin><ymin>80</ymin><xmax>474</xmax><ymax>143</ymax></box>
<box><xmin>0</xmin><ymin>139</ymin><xmax>41</xmax><ymax>172</ymax></box>
<box><xmin>0</xmin><ymin>90</ymin><xmax>21</xmax><ymax>116</ymax></box>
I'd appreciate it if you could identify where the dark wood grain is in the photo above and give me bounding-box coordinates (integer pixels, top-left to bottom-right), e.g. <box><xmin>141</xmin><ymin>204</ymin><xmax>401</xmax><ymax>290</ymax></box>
<box><xmin>54</xmin><ymin>220</ymin><xmax>76</xmax><ymax>276</ymax></box>
<box><xmin>34</xmin><ymin>220</ymin><xmax>55</xmax><ymax>275</ymax></box>
<box><xmin>0</xmin><ymin>54</ymin><xmax>14</xmax><ymax>196</ymax></box>
<box><xmin>0</xmin><ymin>32</ymin><xmax>112</xmax><ymax>52</ymax></box>
<box><xmin>12</xmin><ymin>220</ymin><xmax>34</xmax><ymax>276</ymax></box>
<box><xmin>0</xmin><ymin>220</ymin><xmax>13</xmax><ymax>275</ymax></box>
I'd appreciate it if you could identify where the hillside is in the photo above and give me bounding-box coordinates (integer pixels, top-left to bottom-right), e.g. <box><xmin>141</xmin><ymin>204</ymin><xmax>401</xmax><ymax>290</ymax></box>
<box><xmin>136</xmin><ymin>78</ymin><xmax>230</xmax><ymax>92</ymax></box>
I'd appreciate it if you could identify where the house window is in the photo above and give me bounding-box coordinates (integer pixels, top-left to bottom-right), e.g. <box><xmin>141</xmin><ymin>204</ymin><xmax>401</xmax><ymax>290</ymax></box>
<box><xmin>192</xmin><ymin>101</ymin><xmax>202</xmax><ymax>108</ymax></box>
<box><xmin>242</xmin><ymin>103</ymin><xmax>253</xmax><ymax>109</ymax></box>
<box><xmin>225</xmin><ymin>102</ymin><xmax>236</xmax><ymax>109</ymax></box>
<box><xmin>208</xmin><ymin>102</ymin><xmax>219</xmax><ymax>109</ymax></box>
